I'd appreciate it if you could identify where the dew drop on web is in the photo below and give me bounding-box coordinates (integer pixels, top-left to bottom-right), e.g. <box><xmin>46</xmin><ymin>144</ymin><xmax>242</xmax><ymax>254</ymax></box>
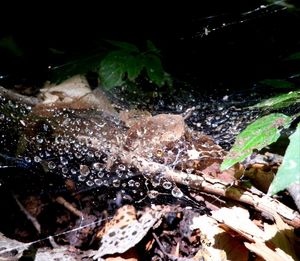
<box><xmin>171</xmin><ymin>186</ymin><xmax>184</xmax><ymax>198</ymax></box>
<box><xmin>80</xmin><ymin>165</ymin><xmax>90</xmax><ymax>176</ymax></box>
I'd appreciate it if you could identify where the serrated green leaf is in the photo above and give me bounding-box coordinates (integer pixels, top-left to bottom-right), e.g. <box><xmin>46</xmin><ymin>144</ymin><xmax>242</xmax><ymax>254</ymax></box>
<box><xmin>268</xmin><ymin>123</ymin><xmax>300</xmax><ymax>195</ymax></box>
<box><xmin>146</xmin><ymin>40</ymin><xmax>160</xmax><ymax>55</ymax></box>
<box><xmin>260</xmin><ymin>79</ymin><xmax>296</xmax><ymax>89</ymax></box>
<box><xmin>143</xmin><ymin>54</ymin><xmax>172</xmax><ymax>87</ymax></box>
<box><xmin>220</xmin><ymin>113</ymin><xmax>292</xmax><ymax>171</ymax></box>
<box><xmin>106</xmin><ymin>40</ymin><xmax>139</xmax><ymax>52</ymax></box>
<box><xmin>251</xmin><ymin>91</ymin><xmax>300</xmax><ymax>110</ymax></box>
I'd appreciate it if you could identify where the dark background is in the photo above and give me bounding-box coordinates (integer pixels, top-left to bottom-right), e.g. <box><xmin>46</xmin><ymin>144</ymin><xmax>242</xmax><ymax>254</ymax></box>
<box><xmin>1</xmin><ymin>1</ymin><xmax>300</xmax><ymax>91</ymax></box>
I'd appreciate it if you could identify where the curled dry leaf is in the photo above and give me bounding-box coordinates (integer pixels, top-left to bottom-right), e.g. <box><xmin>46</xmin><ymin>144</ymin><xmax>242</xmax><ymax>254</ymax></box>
<box><xmin>36</xmin><ymin>74</ymin><xmax>117</xmax><ymax>114</ymax></box>
<box><xmin>191</xmin><ymin>215</ymin><xmax>249</xmax><ymax>261</ymax></box>
<box><xmin>211</xmin><ymin>207</ymin><xmax>299</xmax><ymax>261</ymax></box>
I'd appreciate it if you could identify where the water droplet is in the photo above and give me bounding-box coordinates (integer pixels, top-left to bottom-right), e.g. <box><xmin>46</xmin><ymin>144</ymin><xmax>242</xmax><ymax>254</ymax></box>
<box><xmin>0</xmin><ymin>114</ymin><xmax>5</xmax><ymax>120</ymax></box>
<box><xmin>87</xmin><ymin>151</ymin><xmax>94</xmax><ymax>158</ymax></box>
<box><xmin>118</xmin><ymin>164</ymin><xmax>126</xmax><ymax>171</ymax></box>
<box><xmin>171</xmin><ymin>187</ymin><xmax>183</xmax><ymax>198</ymax></box>
<box><xmin>94</xmin><ymin>151</ymin><xmax>102</xmax><ymax>158</ymax></box>
<box><xmin>75</xmin><ymin>152</ymin><xmax>82</xmax><ymax>159</ymax></box>
<box><xmin>70</xmin><ymin>168</ymin><xmax>77</xmax><ymax>175</ymax></box>
<box><xmin>86</xmin><ymin>180</ymin><xmax>94</xmax><ymax>187</ymax></box>
<box><xmin>60</xmin><ymin>156</ymin><xmax>68</xmax><ymax>165</ymax></box>
<box><xmin>112</xmin><ymin>179</ymin><xmax>121</xmax><ymax>187</ymax></box>
<box><xmin>95</xmin><ymin>179</ymin><xmax>103</xmax><ymax>186</ymax></box>
<box><xmin>176</xmin><ymin>104</ymin><xmax>183</xmax><ymax>112</ymax></box>
<box><xmin>48</xmin><ymin>161</ymin><xmax>56</xmax><ymax>170</ymax></box>
<box><xmin>34</xmin><ymin>156</ymin><xmax>41</xmax><ymax>163</ymax></box>
<box><xmin>78</xmin><ymin>175</ymin><xmax>86</xmax><ymax>182</ymax></box>
<box><xmin>128</xmin><ymin>179</ymin><xmax>135</xmax><ymax>187</ymax></box>
<box><xmin>80</xmin><ymin>165</ymin><xmax>90</xmax><ymax>176</ymax></box>
<box><xmin>147</xmin><ymin>190</ymin><xmax>159</xmax><ymax>199</ymax></box>
<box><xmin>24</xmin><ymin>157</ymin><xmax>31</xmax><ymax>163</ymax></box>
<box><xmin>162</xmin><ymin>181</ymin><xmax>172</xmax><ymax>189</ymax></box>
<box><xmin>55</xmin><ymin>136</ymin><xmax>63</xmax><ymax>144</ymax></box>
<box><xmin>93</xmin><ymin>162</ymin><xmax>103</xmax><ymax>171</ymax></box>
<box><xmin>97</xmin><ymin>172</ymin><xmax>105</xmax><ymax>178</ymax></box>
<box><xmin>36</xmin><ymin>135</ymin><xmax>44</xmax><ymax>144</ymax></box>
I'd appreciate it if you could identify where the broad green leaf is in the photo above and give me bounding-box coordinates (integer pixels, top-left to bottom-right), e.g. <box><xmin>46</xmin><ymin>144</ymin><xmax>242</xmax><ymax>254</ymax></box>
<box><xmin>99</xmin><ymin>51</ymin><xmax>127</xmax><ymax>89</ymax></box>
<box><xmin>146</xmin><ymin>40</ymin><xmax>160</xmax><ymax>55</ymax></box>
<box><xmin>220</xmin><ymin>113</ymin><xmax>292</xmax><ymax>171</ymax></box>
<box><xmin>125</xmin><ymin>54</ymin><xmax>144</xmax><ymax>81</ymax></box>
<box><xmin>259</xmin><ymin>79</ymin><xmax>296</xmax><ymax>89</ymax></box>
<box><xmin>268</xmin><ymin>123</ymin><xmax>300</xmax><ymax>195</ymax></box>
<box><xmin>251</xmin><ymin>91</ymin><xmax>300</xmax><ymax>110</ymax></box>
<box><xmin>285</xmin><ymin>51</ymin><xmax>300</xmax><ymax>61</ymax></box>
<box><xmin>143</xmin><ymin>54</ymin><xmax>172</xmax><ymax>87</ymax></box>
<box><xmin>106</xmin><ymin>40</ymin><xmax>139</xmax><ymax>52</ymax></box>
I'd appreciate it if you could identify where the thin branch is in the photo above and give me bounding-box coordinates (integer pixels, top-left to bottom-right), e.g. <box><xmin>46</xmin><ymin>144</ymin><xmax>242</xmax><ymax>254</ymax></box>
<box><xmin>120</xmin><ymin>151</ymin><xmax>300</xmax><ymax>228</ymax></box>
<box><xmin>13</xmin><ymin>195</ymin><xmax>41</xmax><ymax>234</ymax></box>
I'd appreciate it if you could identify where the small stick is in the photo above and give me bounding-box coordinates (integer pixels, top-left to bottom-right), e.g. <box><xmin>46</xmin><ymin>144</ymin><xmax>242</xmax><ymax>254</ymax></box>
<box><xmin>56</xmin><ymin>196</ymin><xmax>83</xmax><ymax>218</ymax></box>
<box><xmin>182</xmin><ymin>106</ymin><xmax>196</xmax><ymax>120</ymax></box>
<box><xmin>13</xmin><ymin>195</ymin><xmax>41</xmax><ymax>234</ymax></box>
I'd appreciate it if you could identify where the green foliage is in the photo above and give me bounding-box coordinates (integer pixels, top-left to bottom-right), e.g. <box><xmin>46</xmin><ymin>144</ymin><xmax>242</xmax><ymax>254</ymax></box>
<box><xmin>251</xmin><ymin>91</ymin><xmax>300</xmax><ymax>110</ymax></box>
<box><xmin>285</xmin><ymin>51</ymin><xmax>300</xmax><ymax>60</ymax></box>
<box><xmin>99</xmin><ymin>40</ymin><xmax>172</xmax><ymax>90</ymax></box>
<box><xmin>268</xmin><ymin>123</ymin><xmax>300</xmax><ymax>195</ymax></box>
<box><xmin>220</xmin><ymin>113</ymin><xmax>292</xmax><ymax>171</ymax></box>
<box><xmin>259</xmin><ymin>79</ymin><xmax>296</xmax><ymax>89</ymax></box>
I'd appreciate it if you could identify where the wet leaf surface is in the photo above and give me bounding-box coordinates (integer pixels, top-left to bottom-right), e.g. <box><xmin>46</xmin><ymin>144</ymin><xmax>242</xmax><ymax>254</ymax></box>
<box><xmin>221</xmin><ymin>113</ymin><xmax>292</xmax><ymax>171</ymax></box>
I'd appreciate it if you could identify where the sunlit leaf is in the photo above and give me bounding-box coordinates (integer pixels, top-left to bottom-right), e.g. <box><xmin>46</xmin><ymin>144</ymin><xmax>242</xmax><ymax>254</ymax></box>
<box><xmin>106</xmin><ymin>40</ymin><xmax>139</xmax><ymax>52</ymax></box>
<box><xmin>259</xmin><ymin>79</ymin><xmax>296</xmax><ymax>89</ymax></box>
<box><xmin>268</xmin><ymin>123</ymin><xmax>300</xmax><ymax>195</ymax></box>
<box><xmin>220</xmin><ymin>113</ymin><xmax>292</xmax><ymax>171</ymax></box>
<box><xmin>251</xmin><ymin>91</ymin><xmax>300</xmax><ymax>110</ymax></box>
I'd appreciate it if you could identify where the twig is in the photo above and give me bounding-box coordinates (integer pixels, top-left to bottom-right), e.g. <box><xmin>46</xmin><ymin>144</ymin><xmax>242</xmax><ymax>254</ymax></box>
<box><xmin>0</xmin><ymin>86</ymin><xmax>39</xmax><ymax>106</ymax></box>
<box><xmin>56</xmin><ymin>196</ymin><xmax>83</xmax><ymax>218</ymax></box>
<box><xmin>13</xmin><ymin>195</ymin><xmax>41</xmax><ymax>234</ymax></box>
<box><xmin>120</xmin><ymin>152</ymin><xmax>300</xmax><ymax>228</ymax></box>
<box><xmin>182</xmin><ymin>106</ymin><xmax>196</xmax><ymax>120</ymax></box>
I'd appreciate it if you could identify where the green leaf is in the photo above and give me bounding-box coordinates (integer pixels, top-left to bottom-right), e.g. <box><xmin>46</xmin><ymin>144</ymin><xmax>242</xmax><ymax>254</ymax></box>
<box><xmin>146</xmin><ymin>40</ymin><xmax>160</xmax><ymax>55</ymax></box>
<box><xmin>143</xmin><ymin>54</ymin><xmax>172</xmax><ymax>87</ymax></box>
<box><xmin>220</xmin><ymin>113</ymin><xmax>292</xmax><ymax>171</ymax></box>
<box><xmin>251</xmin><ymin>91</ymin><xmax>300</xmax><ymax>110</ymax></box>
<box><xmin>106</xmin><ymin>40</ymin><xmax>139</xmax><ymax>52</ymax></box>
<box><xmin>268</xmin><ymin>123</ymin><xmax>300</xmax><ymax>195</ymax></box>
<box><xmin>99</xmin><ymin>51</ymin><xmax>128</xmax><ymax>89</ymax></box>
<box><xmin>259</xmin><ymin>79</ymin><xmax>296</xmax><ymax>89</ymax></box>
<box><xmin>125</xmin><ymin>54</ymin><xmax>144</xmax><ymax>81</ymax></box>
<box><xmin>285</xmin><ymin>51</ymin><xmax>300</xmax><ymax>61</ymax></box>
